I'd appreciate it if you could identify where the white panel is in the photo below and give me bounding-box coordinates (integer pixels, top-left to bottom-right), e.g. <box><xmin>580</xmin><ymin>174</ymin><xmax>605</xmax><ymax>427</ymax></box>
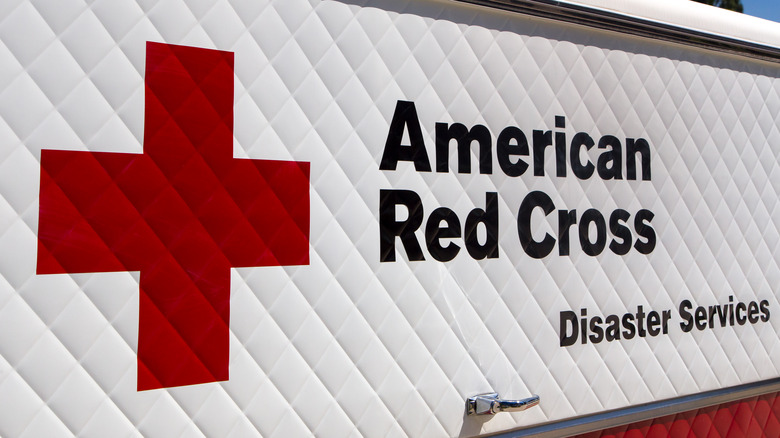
<box><xmin>1</xmin><ymin>0</ymin><xmax>779</xmax><ymax>437</ymax></box>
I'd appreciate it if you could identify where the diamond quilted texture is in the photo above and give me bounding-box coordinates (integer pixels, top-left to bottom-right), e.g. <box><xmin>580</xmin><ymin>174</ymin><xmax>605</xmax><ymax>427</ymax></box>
<box><xmin>573</xmin><ymin>392</ymin><xmax>780</xmax><ymax>438</ymax></box>
<box><xmin>1</xmin><ymin>0</ymin><xmax>780</xmax><ymax>437</ymax></box>
<box><xmin>37</xmin><ymin>42</ymin><xmax>310</xmax><ymax>390</ymax></box>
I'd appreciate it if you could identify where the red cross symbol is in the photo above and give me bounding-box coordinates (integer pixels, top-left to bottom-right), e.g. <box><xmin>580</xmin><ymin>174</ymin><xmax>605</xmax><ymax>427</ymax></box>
<box><xmin>37</xmin><ymin>42</ymin><xmax>310</xmax><ymax>390</ymax></box>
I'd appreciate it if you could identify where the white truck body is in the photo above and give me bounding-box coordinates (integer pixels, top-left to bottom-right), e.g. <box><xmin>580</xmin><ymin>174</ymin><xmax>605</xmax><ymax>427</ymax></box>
<box><xmin>0</xmin><ymin>0</ymin><xmax>779</xmax><ymax>436</ymax></box>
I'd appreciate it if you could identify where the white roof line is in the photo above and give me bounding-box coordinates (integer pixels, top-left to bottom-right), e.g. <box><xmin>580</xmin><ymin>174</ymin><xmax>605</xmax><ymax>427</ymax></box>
<box><xmin>561</xmin><ymin>0</ymin><xmax>780</xmax><ymax>50</ymax></box>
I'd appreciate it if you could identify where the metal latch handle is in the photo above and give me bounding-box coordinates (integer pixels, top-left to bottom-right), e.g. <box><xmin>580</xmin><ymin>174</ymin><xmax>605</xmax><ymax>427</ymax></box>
<box><xmin>466</xmin><ymin>393</ymin><xmax>540</xmax><ymax>415</ymax></box>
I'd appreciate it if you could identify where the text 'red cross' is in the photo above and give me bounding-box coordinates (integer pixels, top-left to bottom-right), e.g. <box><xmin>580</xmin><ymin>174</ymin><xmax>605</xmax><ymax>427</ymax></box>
<box><xmin>37</xmin><ymin>42</ymin><xmax>310</xmax><ymax>390</ymax></box>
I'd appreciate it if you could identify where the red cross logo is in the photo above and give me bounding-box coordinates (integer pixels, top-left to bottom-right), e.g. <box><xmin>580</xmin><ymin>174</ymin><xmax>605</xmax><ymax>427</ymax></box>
<box><xmin>37</xmin><ymin>42</ymin><xmax>310</xmax><ymax>390</ymax></box>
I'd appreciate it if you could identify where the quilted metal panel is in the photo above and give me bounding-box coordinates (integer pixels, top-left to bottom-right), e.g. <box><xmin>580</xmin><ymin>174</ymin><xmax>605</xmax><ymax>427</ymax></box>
<box><xmin>573</xmin><ymin>391</ymin><xmax>780</xmax><ymax>438</ymax></box>
<box><xmin>0</xmin><ymin>0</ymin><xmax>779</xmax><ymax>437</ymax></box>
<box><xmin>38</xmin><ymin>41</ymin><xmax>310</xmax><ymax>391</ymax></box>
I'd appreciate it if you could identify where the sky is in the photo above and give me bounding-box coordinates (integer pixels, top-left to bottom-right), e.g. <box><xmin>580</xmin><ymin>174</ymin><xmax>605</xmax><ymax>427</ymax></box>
<box><xmin>743</xmin><ymin>0</ymin><xmax>780</xmax><ymax>23</ymax></box>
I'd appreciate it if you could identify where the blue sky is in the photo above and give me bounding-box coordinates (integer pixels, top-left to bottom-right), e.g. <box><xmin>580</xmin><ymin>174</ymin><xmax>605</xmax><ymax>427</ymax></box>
<box><xmin>743</xmin><ymin>0</ymin><xmax>780</xmax><ymax>22</ymax></box>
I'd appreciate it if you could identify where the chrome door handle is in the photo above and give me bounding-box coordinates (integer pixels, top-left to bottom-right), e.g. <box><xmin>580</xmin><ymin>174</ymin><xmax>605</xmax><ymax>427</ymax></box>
<box><xmin>466</xmin><ymin>393</ymin><xmax>540</xmax><ymax>415</ymax></box>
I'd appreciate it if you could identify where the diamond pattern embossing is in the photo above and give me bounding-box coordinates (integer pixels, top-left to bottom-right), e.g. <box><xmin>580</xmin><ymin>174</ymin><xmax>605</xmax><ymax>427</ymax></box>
<box><xmin>37</xmin><ymin>42</ymin><xmax>310</xmax><ymax>390</ymax></box>
<box><xmin>0</xmin><ymin>0</ymin><xmax>778</xmax><ymax>436</ymax></box>
<box><xmin>574</xmin><ymin>392</ymin><xmax>780</xmax><ymax>438</ymax></box>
